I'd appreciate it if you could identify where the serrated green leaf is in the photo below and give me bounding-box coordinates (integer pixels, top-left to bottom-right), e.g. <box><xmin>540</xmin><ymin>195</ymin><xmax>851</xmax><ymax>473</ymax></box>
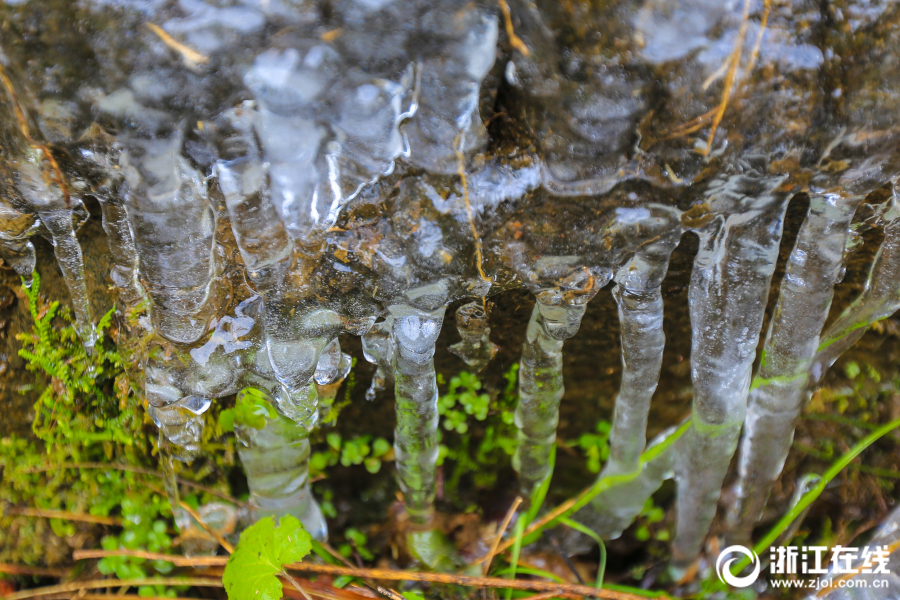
<box><xmin>223</xmin><ymin>515</ymin><xmax>312</xmax><ymax>600</ymax></box>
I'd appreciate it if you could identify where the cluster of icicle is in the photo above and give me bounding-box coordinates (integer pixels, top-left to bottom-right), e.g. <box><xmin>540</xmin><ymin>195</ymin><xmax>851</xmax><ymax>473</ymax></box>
<box><xmin>1</xmin><ymin>0</ymin><xmax>900</xmax><ymax>575</ymax></box>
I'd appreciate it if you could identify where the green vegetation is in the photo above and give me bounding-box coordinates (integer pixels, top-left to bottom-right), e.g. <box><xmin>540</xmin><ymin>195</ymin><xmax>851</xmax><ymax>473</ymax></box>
<box><xmin>222</xmin><ymin>515</ymin><xmax>311</xmax><ymax>600</ymax></box>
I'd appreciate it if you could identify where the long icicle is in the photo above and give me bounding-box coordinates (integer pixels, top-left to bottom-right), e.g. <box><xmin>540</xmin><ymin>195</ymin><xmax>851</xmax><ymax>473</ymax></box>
<box><xmin>672</xmin><ymin>181</ymin><xmax>787</xmax><ymax>573</ymax></box>
<box><xmin>727</xmin><ymin>191</ymin><xmax>863</xmax><ymax>546</ymax></box>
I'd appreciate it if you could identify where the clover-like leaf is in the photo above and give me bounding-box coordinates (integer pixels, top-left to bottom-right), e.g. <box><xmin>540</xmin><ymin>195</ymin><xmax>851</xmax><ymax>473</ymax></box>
<box><xmin>223</xmin><ymin>515</ymin><xmax>312</xmax><ymax>600</ymax></box>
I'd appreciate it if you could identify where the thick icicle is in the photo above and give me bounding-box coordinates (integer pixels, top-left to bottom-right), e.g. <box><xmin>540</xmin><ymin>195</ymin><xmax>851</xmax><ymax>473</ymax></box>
<box><xmin>513</xmin><ymin>264</ymin><xmax>604</xmax><ymax>500</ymax></box>
<box><xmin>449</xmin><ymin>301</ymin><xmax>497</xmax><ymax>372</ymax></box>
<box><xmin>120</xmin><ymin>134</ymin><xmax>219</xmax><ymax>345</ymax></box>
<box><xmin>390</xmin><ymin>303</ymin><xmax>446</xmax><ymax>526</ymax></box>
<box><xmin>235</xmin><ymin>387</ymin><xmax>327</xmax><ymax>541</ymax></box>
<box><xmin>672</xmin><ymin>177</ymin><xmax>788</xmax><ymax>572</ymax></box>
<box><xmin>728</xmin><ymin>192</ymin><xmax>863</xmax><ymax>545</ymax></box>
<box><xmin>809</xmin><ymin>200</ymin><xmax>900</xmax><ymax>388</ymax></box>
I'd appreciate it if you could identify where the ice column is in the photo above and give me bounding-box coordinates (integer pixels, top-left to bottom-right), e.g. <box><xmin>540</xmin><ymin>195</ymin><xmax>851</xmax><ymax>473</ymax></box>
<box><xmin>513</xmin><ymin>266</ymin><xmax>604</xmax><ymax>501</ymax></box>
<box><xmin>672</xmin><ymin>183</ymin><xmax>787</xmax><ymax>571</ymax></box>
<box><xmin>604</xmin><ymin>224</ymin><xmax>680</xmax><ymax>477</ymax></box>
<box><xmin>119</xmin><ymin>134</ymin><xmax>219</xmax><ymax>345</ymax></box>
<box><xmin>391</xmin><ymin>304</ymin><xmax>446</xmax><ymax>526</ymax></box>
<box><xmin>728</xmin><ymin>192</ymin><xmax>863</xmax><ymax>545</ymax></box>
<box><xmin>235</xmin><ymin>390</ymin><xmax>328</xmax><ymax>541</ymax></box>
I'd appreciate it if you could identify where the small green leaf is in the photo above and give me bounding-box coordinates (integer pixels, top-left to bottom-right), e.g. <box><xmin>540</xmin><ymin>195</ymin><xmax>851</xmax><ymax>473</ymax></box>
<box><xmin>223</xmin><ymin>515</ymin><xmax>312</xmax><ymax>600</ymax></box>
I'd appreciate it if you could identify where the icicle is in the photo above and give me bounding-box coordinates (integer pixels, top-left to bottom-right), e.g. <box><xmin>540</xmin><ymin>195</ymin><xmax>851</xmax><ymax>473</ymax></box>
<box><xmin>97</xmin><ymin>194</ymin><xmax>143</xmax><ymax>306</ymax></box>
<box><xmin>214</xmin><ymin>104</ymin><xmax>321</xmax><ymax>419</ymax></box>
<box><xmin>119</xmin><ymin>133</ymin><xmax>219</xmax><ymax>345</ymax></box>
<box><xmin>571</xmin><ymin>422</ymin><xmax>686</xmax><ymax>548</ymax></box>
<box><xmin>672</xmin><ymin>178</ymin><xmax>788</xmax><ymax>573</ymax></box>
<box><xmin>235</xmin><ymin>387</ymin><xmax>328</xmax><ymax>541</ymax></box>
<box><xmin>728</xmin><ymin>192</ymin><xmax>863</xmax><ymax>546</ymax></box>
<box><xmin>403</xmin><ymin>5</ymin><xmax>498</xmax><ymax>173</ymax></box>
<box><xmin>603</xmin><ymin>239</ymin><xmax>678</xmax><ymax>478</ymax></box>
<box><xmin>809</xmin><ymin>200</ymin><xmax>900</xmax><ymax>389</ymax></box>
<box><xmin>390</xmin><ymin>303</ymin><xmax>446</xmax><ymax>526</ymax></box>
<box><xmin>513</xmin><ymin>264</ymin><xmax>604</xmax><ymax>500</ymax></box>
<box><xmin>14</xmin><ymin>157</ymin><xmax>96</xmax><ymax>347</ymax></box>
<box><xmin>314</xmin><ymin>338</ymin><xmax>352</xmax><ymax>425</ymax></box>
<box><xmin>449</xmin><ymin>301</ymin><xmax>498</xmax><ymax>372</ymax></box>
<box><xmin>362</xmin><ymin>317</ymin><xmax>394</xmax><ymax>401</ymax></box>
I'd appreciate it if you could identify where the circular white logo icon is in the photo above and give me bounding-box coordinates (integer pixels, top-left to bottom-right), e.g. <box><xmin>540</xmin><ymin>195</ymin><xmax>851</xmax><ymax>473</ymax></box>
<box><xmin>716</xmin><ymin>545</ymin><xmax>761</xmax><ymax>588</ymax></box>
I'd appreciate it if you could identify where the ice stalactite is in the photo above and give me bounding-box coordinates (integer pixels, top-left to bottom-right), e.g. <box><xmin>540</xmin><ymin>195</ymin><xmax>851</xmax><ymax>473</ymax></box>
<box><xmin>314</xmin><ymin>338</ymin><xmax>352</xmax><ymax>425</ymax></box>
<box><xmin>809</xmin><ymin>200</ymin><xmax>900</xmax><ymax>389</ymax></box>
<box><xmin>391</xmin><ymin>303</ymin><xmax>446</xmax><ymax>527</ymax></box>
<box><xmin>604</xmin><ymin>218</ymin><xmax>682</xmax><ymax>478</ymax></box>
<box><xmin>449</xmin><ymin>301</ymin><xmax>498</xmax><ymax>372</ymax></box>
<box><xmin>15</xmin><ymin>157</ymin><xmax>96</xmax><ymax>348</ymax></box>
<box><xmin>235</xmin><ymin>388</ymin><xmax>328</xmax><ymax>542</ymax></box>
<box><xmin>728</xmin><ymin>192</ymin><xmax>864</xmax><ymax>545</ymax></box>
<box><xmin>513</xmin><ymin>262</ymin><xmax>606</xmax><ymax>501</ymax></box>
<box><xmin>672</xmin><ymin>176</ymin><xmax>788</xmax><ymax>573</ymax></box>
<box><xmin>120</xmin><ymin>133</ymin><xmax>220</xmax><ymax>345</ymax></box>
<box><xmin>96</xmin><ymin>194</ymin><xmax>143</xmax><ymax>307</ymax></box>
<box><xmin>574</xmin><ymin>422</ymin><xmax>686</xmax><ymax>544</ymax></box>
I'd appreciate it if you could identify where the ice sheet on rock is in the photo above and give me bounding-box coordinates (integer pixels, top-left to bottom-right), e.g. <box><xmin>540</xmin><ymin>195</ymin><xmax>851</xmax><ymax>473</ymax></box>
<box><xmin>0</xmin><ymin>198</ymin><xmax>39</xmax><ymax>284</ymax></box>
<box><xmin>729</xmin><ymin>192</ymin><xmax>863</xmax><ymax>546</ymax></box>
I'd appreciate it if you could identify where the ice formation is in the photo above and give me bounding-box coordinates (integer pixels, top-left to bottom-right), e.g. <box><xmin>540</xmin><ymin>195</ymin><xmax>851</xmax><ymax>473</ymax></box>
<box><xmin>2</xmin><ymin>0</ymin><xmax>900</xmax><ymax>578</ymax></box>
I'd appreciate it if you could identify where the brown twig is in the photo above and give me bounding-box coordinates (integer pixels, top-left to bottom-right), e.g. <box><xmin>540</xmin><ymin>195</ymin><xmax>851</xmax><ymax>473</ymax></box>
<box><xmin>0</xmin><ymin>563</ymin><xmax>70</xmax><ymax>578</ymax></box>
<box><xmin>518</xmin><ymin>592</ymin><xmax>580</xmax><ymax>600</ymax></box>
<box><xmin>145</xmin><ymin>23</ymin><xmax>209</xmax><ymax>66</ymax></box>
<box><xmin>702</xmin><ymin>0</ymin><xmax>750</xmax><ymax>157</ymax></box>
<box><xmin>80</xmin><ymin>595</ymin><xmax>205</xmax><ymax>600</ymax></box>
<box><xmin>498</xmin><ymin>0</ymin><xmax>530</xmax><ymax>56</ymax></box>
<box><xmin>71</xmin><ymin>550</ymin><xmax>647</xmax><ymax>599</ymax></box>
<box><xmin>483</xmin><ymin>496</ymin><xmax>522</xmax><ymax>576</ymax></box>
<box><xmin>1</xmin><ymin>577</ymin><xmax>222</xmax><ymax>600</ymax></box>
<box><xmin>5</xmin><ymin>506</ymin><xmax>122</xmax><ymax>526</ymax></box>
